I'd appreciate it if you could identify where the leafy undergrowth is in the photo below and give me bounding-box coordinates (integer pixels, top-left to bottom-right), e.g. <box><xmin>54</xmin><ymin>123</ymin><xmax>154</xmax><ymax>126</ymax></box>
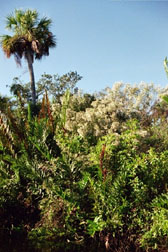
<box><xmin>1</xmin><ymin>84</ymin><xmax>168</xmax><ymax>251</ymax></box>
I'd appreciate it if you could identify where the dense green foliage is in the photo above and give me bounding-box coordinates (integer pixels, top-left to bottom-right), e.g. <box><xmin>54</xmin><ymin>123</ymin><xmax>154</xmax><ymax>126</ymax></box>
<box><xmin>1</xmin><ymin>82</ymin><xmax>168</xmax><ymax>251</ymax></box>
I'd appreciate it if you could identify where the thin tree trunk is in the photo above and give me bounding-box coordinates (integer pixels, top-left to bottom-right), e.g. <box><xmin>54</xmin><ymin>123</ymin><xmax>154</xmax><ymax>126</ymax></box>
<box><xmin>27</xmin><ymin>52</ymin><xmax>36</xmax><ymax>105</ymax></box>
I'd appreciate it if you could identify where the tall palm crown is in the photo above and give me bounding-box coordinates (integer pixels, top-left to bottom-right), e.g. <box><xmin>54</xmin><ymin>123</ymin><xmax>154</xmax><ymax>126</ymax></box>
<box><xmin>1</xmin><ymin>9</ymin><xmax>56</xmax><ymax>104</ymax></box>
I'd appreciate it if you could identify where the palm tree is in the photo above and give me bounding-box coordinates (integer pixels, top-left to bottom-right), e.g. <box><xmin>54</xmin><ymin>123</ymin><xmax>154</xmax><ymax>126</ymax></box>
<box><xmin>0</xmin><ymin>9</ymin><xmax>56</xmax><ymax>105</ymax></box>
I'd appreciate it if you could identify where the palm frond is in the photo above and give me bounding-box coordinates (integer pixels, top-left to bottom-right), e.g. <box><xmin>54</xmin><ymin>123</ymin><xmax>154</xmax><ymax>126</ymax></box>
<box><xmin>6</xmin><ymin>14</ymin><xmax>17</xmax><ymax>30</ymax></box>
<box><xmin>34</xmin><ymin>32</ymin><xmax>56</xmax><ymax>59</ymax></box>
<box><xmin>37</xmin><ymin>17</ymin><xmax>52</xmax><ymax>30</ymax></box>
<box><xmin>1</xmin><ymin>34</ymin><xmax>31</xmax><ymax>65</ymax></box>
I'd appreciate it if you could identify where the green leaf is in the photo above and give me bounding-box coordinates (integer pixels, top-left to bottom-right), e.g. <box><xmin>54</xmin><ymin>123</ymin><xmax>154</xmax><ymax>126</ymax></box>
<box><xmin>162</xmin><ymin>95</ymin><xmax>168</xmax><ymax>104</ymax></box>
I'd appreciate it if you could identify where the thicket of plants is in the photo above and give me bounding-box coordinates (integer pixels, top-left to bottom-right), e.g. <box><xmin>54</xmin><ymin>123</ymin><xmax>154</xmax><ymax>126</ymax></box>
<box><xmin>1</xmin><ymin>81</ymin><xmax>168</xmax><ymax>251</ymax></box>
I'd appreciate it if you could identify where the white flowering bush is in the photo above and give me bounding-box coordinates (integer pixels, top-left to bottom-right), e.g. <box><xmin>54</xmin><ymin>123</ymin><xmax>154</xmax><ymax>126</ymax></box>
<box><xmin>52</xmin><ymin>82</ymin><xmax>166</xmax><ymax>139</ymax></box>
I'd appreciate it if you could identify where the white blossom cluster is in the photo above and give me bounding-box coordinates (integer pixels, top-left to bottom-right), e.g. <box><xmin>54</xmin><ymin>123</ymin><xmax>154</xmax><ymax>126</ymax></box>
<box><xmin>51</xmin><ymin>82</ymin><xmax>166</xmax><ymax>138</ymax></box>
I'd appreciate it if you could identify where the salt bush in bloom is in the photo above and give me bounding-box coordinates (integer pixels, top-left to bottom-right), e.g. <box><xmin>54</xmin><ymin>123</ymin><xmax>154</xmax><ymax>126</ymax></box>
<box><xmin>51</xmin><ymin>82</ymin><xmax>168</xmax><ymax>139</ymax></box>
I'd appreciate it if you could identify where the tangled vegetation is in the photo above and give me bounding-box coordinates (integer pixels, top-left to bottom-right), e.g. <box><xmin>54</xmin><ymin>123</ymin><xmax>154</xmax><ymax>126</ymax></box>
<box><xmin>1</xmin><ymin>81</ymin><xmax>168</xmax><ymax>251</ymax></box>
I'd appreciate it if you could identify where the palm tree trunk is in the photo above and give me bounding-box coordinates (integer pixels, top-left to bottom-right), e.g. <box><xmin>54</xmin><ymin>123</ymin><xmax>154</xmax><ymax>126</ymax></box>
<box><xmin>27</xmin><ymin>51</ymin><xmax>36</xmax><ymax>105</ymax></box>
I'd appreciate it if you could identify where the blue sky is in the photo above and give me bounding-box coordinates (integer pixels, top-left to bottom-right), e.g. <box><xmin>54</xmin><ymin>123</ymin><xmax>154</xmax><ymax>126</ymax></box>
<box><xmin>0</xmin><ymin>0</ymin><xmax>168</xmax><ymax>96</ymax></box>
